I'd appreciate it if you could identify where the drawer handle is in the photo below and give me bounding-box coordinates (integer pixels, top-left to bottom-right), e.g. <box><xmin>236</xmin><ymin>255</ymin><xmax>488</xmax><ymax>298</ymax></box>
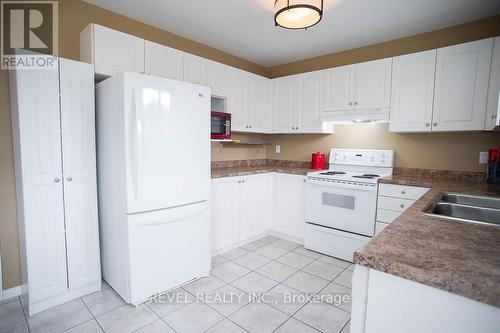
<box><xmin>401</xmin><ymin>190</ymin><xmax>406</xmax><ymax>195</ymax></box>
<box><xmin>400</xmin><ymin>204</ymin><xmax>405</xmax><ymax>208</ymax></box>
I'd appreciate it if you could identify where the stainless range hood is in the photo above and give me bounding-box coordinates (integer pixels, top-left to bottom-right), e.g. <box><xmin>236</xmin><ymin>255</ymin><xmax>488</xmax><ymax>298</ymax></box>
<box><xmin>321</xmin><ymin>108</ymin><xmax>390</xmax><ymax>123</ymax></box>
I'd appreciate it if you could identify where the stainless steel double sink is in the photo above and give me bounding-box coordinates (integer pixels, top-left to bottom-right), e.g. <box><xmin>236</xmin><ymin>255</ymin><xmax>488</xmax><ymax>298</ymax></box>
<box><xmin>424</xmin><ymin>193</ymin><xmax>500</xmax><ymax>227</ymax></box>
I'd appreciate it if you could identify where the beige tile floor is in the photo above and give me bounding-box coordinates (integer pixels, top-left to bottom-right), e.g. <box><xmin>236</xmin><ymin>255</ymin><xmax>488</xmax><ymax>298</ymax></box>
<box><xmin>0</xmin><ymin>236</ymin><xmax>352</xmax><ymax>333</ymax></box>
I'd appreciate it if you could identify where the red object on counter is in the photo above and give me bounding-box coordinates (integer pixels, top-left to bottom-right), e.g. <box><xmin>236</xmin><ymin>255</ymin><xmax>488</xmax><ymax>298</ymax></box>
<box><xmin>311</xmin><ymin>152</ymin><xmax>326</xmax><ymax>170</ymax></box>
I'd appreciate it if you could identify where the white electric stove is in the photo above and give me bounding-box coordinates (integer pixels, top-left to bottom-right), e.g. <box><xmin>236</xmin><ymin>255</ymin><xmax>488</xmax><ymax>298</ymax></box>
<box><xmin>305</xmin><ymin>149</ymin><xmax>394</xmax><ymax>261</ymax></box>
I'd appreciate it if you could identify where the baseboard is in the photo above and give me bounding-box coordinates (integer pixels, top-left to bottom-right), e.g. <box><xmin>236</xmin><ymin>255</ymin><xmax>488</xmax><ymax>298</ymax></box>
<box><xmin>1</xmin><ymin>285</ymin><xmax>23</xmax><ymax>301</ymax></box>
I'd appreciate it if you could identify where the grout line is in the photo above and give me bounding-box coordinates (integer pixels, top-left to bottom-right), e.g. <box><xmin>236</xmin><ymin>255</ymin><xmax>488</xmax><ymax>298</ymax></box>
<box><xmin>18</xmin><ymin>296</ymin><xmax>32</xmax><ymax>333</ymax></box>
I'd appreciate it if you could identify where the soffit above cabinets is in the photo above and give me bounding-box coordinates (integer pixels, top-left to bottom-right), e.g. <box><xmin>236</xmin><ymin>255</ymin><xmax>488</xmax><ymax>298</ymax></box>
<box><xmin>82</xmin><ymin>0</ymin><xmax>500</xmax><ymax>67</ymax></box>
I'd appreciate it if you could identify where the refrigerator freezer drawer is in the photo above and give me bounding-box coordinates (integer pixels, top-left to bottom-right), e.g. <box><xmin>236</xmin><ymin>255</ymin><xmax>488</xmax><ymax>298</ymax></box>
<box><xmin>126</xmin><ymin>201</ymin><xmax>211</xmax><ymax>305</ymax></box>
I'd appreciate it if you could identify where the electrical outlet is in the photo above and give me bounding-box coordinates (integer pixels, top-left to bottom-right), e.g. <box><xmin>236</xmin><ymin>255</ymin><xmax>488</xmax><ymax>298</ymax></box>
<box><xmin>479</xmin><ymin>151</ymin><xmax>489</xmax><ymax>164</ymax></box>
<box><xmin>275</xmin><ymin>144</ymin><xmax>281</xmax><ymax>154</ymax></box>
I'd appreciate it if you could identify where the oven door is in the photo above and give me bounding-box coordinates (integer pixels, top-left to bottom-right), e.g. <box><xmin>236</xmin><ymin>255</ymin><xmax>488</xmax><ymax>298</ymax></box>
<box><xmin>306</xmin><ymin>180</ymin><xmax>377</xmax><ymax>236</ymax></box>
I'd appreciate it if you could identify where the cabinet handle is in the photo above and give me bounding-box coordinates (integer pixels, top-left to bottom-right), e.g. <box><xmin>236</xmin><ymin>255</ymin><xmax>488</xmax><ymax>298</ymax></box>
<box><xmin>433</xmin><ymin>122</ymin><xmax>438</xmax><ymax>126</ymax></box>
<box><xmin>400</xmin><ymin>204</ymin><xmax>405</xmax><ymax>208</ymax></box>
<box><xmin>425</xmin><ymin>123</ymin><xmax>430</xmax><ymax>127</ymax></box>
<box><xmin>66</xmin><ymin>177</ymin><xmax>73</xmax><ymax>182</ymax></box>
<box><xmin>303</xmin><ymin>179</ymin><xmax>307</xmax><ymax>183</ymax></box>
<box><xmin>401</xmin><ymin>190</ymin><xmax>406</xmax><ymax>195</ymax></box>
<box><xmin>349</xmin><ymin>102</ymin><xmax>353</xmax><ymax>106</ymax></box>
<box><xmin>54</xmin><ymin>178</ymin><xmax>61</xmax><ymax>183</ymax></box>
<box><xmin>492</xmin><ymin>114</ymin><xmax>497</xmax><ymax>119</ymax></box>
<box><xmin>242</xmin><ymin>180</ymin><xmax>245</xmax><ymax>183</ymax></box>
<box><xmin>249</xmin><ymin>125</ymin><xmax>252</xmax><ymax>128</ymax></box>
<box><xmin>354</xmin><ymin>102</ymin><xmax>358</xmax><ymax>105</ymax></box>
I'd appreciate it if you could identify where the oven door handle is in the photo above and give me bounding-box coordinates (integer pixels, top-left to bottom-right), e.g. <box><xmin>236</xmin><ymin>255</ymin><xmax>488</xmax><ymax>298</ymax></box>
<box><xmin>306</xmin><ymin>179</ymin><xmax>378</xmax><ymax>192</ymax></box>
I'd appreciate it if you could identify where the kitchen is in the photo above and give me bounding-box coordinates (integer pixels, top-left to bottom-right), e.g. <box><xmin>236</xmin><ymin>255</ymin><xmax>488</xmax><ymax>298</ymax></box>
<box><xmin>1</xmin><ymin>0</ymin><xmax>500</xmax><ymax>332</ymax></box>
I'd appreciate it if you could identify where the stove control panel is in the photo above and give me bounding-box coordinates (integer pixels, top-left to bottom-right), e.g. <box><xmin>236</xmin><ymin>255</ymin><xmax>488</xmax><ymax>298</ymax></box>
<box><xmin>329</xmin><ymin>149</ymin><xmax>394</xmax><ymax>167</ymax></box>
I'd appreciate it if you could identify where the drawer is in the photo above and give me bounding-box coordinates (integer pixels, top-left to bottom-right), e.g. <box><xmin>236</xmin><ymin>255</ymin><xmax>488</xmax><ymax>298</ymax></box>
<box><xmin>375</xmin><ymin>222</ymin><xmax>388</xmax><ymax>235</ymax></box>
<box><xmin>376</xmin><ymin>209</ymin><xmax>401</xmax><ymax>224</ymax></box>
<box><xmin>377</xmin><ymin>196</ymin><xmax>415</xmax><ymax>212</ymax></box>
<box><xmin>379</xmin><ymin>184</ymin><xmax>429</xmax><ymax>200</ymax></box>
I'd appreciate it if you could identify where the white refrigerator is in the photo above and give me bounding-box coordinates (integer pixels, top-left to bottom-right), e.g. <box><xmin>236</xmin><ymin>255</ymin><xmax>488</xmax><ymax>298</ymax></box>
<box><xmin>96</xmin><ymin>72</ymin><xmax>211</xmax><ymax>305</ymax></box>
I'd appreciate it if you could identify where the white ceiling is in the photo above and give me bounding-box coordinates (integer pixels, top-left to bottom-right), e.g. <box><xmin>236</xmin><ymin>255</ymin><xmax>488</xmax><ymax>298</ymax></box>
<box><xmin>83</xmin><ymin>0</ymin><xmax>500</xmax><ymax>67</ymax></box>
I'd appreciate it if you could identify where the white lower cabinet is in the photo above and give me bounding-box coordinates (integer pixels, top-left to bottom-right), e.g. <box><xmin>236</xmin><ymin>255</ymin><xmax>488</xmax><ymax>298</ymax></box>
<box><xmin>273</xmin><ymin>174</ymin><xmax>307</xmax><ymax>240</ymax></box>
<box><xmin>375</xmin><ymin>184</ymin><xmax>429</xmax><ymax>235</ymax></box>
<box><xmin>10</xmin><ymin>58</ymin><xmax>101</xmax><ymax>316</ymax></box>
<box><xmin>210</xmin><ymin>177</ymin><xmax>241</xmax><ymax>252</ymax></box>
<box><xmin>240</xmin><ymin>175</ymin><xmax>271</xmax><ymax>239</ymax></box>
<box><xmin>211</xmin><ymin>174</ymin><xmax>270</xmax><ymax>251</ymax></box>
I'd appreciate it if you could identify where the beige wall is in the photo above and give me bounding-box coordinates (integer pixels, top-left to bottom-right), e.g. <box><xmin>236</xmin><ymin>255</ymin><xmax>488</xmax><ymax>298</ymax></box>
<box><xmin>0</xmin><ymin>0</ymin><xmax>499</xmax><ymax>289</ymax></box>
<box><xmin>266</xmin><ymin>124</ymin><xmax>500</xmax><ymax>172</ymax></box>
<box><xmin>211</xmin><ymin>134</ymin><xmax>268</xmax><ymax>161</ymax></box>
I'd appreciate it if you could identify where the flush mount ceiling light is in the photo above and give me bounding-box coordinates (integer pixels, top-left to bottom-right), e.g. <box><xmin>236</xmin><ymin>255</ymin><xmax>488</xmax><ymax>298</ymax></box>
<box><xmin>274</xmin><ymin>0</ymin><xmax>323</xmax><ymax>30</ymax></box>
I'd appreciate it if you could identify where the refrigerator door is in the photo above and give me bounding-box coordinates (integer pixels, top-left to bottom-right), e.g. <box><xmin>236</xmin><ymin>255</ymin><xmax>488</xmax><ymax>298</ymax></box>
<box><xmin>126</xmin><ymin>201</ymin><xmax>211</xmax><ymax>304</ymax></box>
<box><xmin>124</xmin><ymin>73</ymin><xmax>211</xmax><ymax>214</ymax></box>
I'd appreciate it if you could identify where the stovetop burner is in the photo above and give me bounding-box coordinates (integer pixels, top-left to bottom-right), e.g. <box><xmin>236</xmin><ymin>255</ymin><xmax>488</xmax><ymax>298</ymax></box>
<box><xmin>320</xmin><ymin>171</ymin><xmax>347</xmax><ymax>175</ymax></box>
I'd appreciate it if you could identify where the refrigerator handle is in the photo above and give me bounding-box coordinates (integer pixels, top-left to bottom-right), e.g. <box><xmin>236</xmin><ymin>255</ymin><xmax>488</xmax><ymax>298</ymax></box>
<box><xmin>129</xmin><ymin>88</ymin><xmax>143</xmax><ymax>199</ymax></box>
<box><xmin>132</xmin><ymin>202</ymin><xmax>209</xmax><ymax>226</ymax></box>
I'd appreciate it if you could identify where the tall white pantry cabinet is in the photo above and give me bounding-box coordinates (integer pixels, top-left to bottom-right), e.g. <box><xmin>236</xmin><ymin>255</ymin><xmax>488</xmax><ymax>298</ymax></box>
<box><xmin>9</xmin><ymin>58</ymin><xmax>101</xmax><ymax>316</ymax></box>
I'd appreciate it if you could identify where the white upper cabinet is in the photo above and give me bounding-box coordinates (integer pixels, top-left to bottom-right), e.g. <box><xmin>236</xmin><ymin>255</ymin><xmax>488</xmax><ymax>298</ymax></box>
<box><xmin>355</xmin><ymin>58</ymin><xmax>392</xmax><ymax>110</ymax></box>
<box><xmin>273</xmin><ymin>76</ymin><xmax>296</xmax><ymax>132</ymax></box>
<box><xmin>247</xmin><ymin>74</ymin><xmax>270</xmax><ymax>132</ymax></box>
<box><xmin>485</xmin><ymin>37</ymin><xmax>500</xmax><ymax>130</ymax></box>
<box><xmin>206</xmin><ymin>60</ymin><xmax>228</xmax><ymax>97</ymax></box>
<box><xmin>80</xmin><ymin>24</ymin><xmax>145</xmax><ymax>77</ymax></box>
<box><xmin>296</xmin><ymin>71</ymin><xmax>326</xmax><ymax>133</ymax></box>
<box><xmin>226</xmin><ymin>67</ymin><xmax>249</xmax><ymax>131</ymax></box>
<box><xmin>272</xmin><ymin>73</ymin><xmax>333</xmax><ymax>133</ymax></box>
<box><xmin>144</xmin><ymin>41</ymin><xmax>183</xmax><ymax>80</ymax></box>
<box><xmin>183</xmin><ymin>53</ymin><xmax>207</xmax><ymax>85</ymax></box>
<box><xmin>324</xmin><ymin>58</ymin><xmax>391</xmax><ymax>112</ymax></box>
<box><xmin>389</xmin><ymin>50</ymin><xmax>437</xmax><ymax>132</ymax></box>
<box><xmin>433</xmin><ymin>38</ymin><xmax>493</xmax><ymax>131</ymax></box>
<box><xmin>324</xmin><ymin>65</ymin><xmax>355</xmax><ymax>111</ymax></box>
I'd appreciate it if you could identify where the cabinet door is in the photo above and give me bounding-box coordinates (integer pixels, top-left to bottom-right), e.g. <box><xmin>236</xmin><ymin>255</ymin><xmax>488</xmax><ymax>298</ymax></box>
<box><xmin>389</xmin><ymin>50</ymin><xmax>436</xmax><ymax>132</ymax></box>
<box><xmin>433</xmin><ymin>38</ymin><xmax>493</xmax><ymax>131</ymax></box>
<box><xmin>273</xmin><ymin>77</ymin><xmax>295</xmax><ymax>132</ymax></box>
<box><xmin>296</xmin><ymin>72</ymin><xmax>323</xmax><ymax>133</ymax></box>
<box><xmin>355</xmin><ymin>58</ymin><xmax>392</xmax><ymax>110</ymax></box>
<box><xmin>247</xmin><ymin>74</ymin><xmax>269</xmax><ymax>132</ymax></box>
<box><xmin>206</xmin><ymin>60</ymin><xmax>227</xmax><ymax>97</ymax></box>
<box><xmin>59</xmin><ymin>59</ymin><xmax>101</xmax><ymax>290</ymax></box>
<box><xmin>183</xmin><ymin>53</ymin><xmax>207</xmax><ymax>85</ymax></box>
<box><xmin>144</xmin><ymin>41</ymin><xmax>183</xmax><ymax>80</ymax></box>
<box><xmin>485</xmin><ymin>37</ymin><xmax>500</xmax><ymax>130</ymax></box>
<box><xmin>273</xmin><ymin>174</ymin><xmax>307</xmax><ymax>239</ymax></box>
<box><xmin>94</xmin><ymin>24</ymin><xmax>145</xmax><ymax>76</ymax></box>
<box><xmin>240</xmin><ymin>175</ymin><xmax>270</xmax><ymax>240</ymax></box>
<box><xmin>324</xmin><ymin>65</ymin><xmax>355</xmax><ymax>111</ymax></box>
<box><xmin>11</xmin><ymin>67</ymin><xmax>68</xmax><ymax>302</ymax></box>
<box><xmin>211</xmin><ymin>178</ymin><xmax>241</xmax><ymax>251</ymax></box>
<box><xmin>226</xmin><ymin>68</ymin><xmax>248</xmax><ymax>131</ymax></box>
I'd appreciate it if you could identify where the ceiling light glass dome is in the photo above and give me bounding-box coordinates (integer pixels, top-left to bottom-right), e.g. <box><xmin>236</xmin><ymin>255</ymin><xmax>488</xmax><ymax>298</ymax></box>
<box><xmin>274</xmin><ymin>0</ymin><xmax>323</xmax><ymax>30</ymax></box>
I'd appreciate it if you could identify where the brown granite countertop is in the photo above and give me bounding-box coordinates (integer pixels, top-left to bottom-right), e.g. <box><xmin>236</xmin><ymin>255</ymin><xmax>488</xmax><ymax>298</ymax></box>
<box><xmin>354</xmin><ymin>175</ymin><xmax>500</xmax><ymax>308</ymax></box>
<box><xmin>211</xmin><ymin>165</ymin><xmax>315</xmax><ymax>178</ymax></box>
